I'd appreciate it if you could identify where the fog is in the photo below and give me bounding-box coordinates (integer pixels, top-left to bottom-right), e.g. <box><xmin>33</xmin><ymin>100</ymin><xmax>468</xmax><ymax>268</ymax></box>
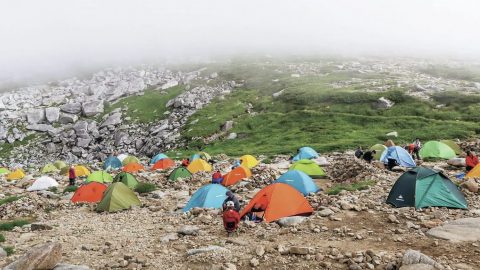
<box><xmin>1</xmin><ymin>0</ymin><xmax>480</xmax><ymax>85</ymax></box>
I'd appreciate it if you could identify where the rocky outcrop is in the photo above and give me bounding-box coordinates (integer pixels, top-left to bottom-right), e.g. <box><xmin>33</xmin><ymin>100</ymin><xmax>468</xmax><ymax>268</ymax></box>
<box><xmin>82</xmin><ymin>100</ymin><xmax>104</xmax><ymax>117</ymax></box>
<box><xmin>3</xmin><ymin>242</ymin><xmax>62</xmax><ymax>270</ymax></box>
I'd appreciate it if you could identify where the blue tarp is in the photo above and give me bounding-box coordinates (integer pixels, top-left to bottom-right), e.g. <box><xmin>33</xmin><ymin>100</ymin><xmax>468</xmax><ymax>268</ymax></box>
<box><xmin>380</xmin><ymin>146</ymin><xmax>416</xmax><ymax>167</ymax></box>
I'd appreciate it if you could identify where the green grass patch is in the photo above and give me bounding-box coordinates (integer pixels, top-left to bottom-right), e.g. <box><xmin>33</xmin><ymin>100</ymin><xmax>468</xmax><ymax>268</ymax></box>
<box><xmin>135</xmin><ymin>183</ymin><xmax>157</xmax><ymax>194</ymax></box>
<box><xmin>0</xmin><ymin>233</ymin><xmax>5</xmax><ymax>242</ymax></box>
<box><xmin>0</xmin><ymin>196</ymin><xmax>22</xmax><ymax>206</ymax></box>
<box><xmin>3</xmin><ymin>246</ymin><xmax>14</xmax><ymax>256</ymax></box>
<box><xmin>63</xmin><ymin>186</ymin><xmax>78</xmax><ymax>193</ymax></box>
<box><xmin>103</xmin><ymin>85</ymin><xmax>185</xmax><ymax>123</ymax></box>
<box><xmin>0</xmin><ymin>134</ymin><xmax>37</xmax><ymax>158</ymax></box>
<box><xmin>326</xmin><ymin>180</ymin><xmax>376</xmax><ymax>195</ymax></box>
<box><xmin>0</xmin><ymin>219</ymin><xmax>30</xmax><ymax>231</ymax></box>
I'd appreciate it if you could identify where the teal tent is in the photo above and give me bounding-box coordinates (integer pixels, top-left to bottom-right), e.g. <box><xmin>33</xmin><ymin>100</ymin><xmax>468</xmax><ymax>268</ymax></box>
<box><xmin>150</xmin><ymin>153</ymin><xmax>169</xmax><ymax>164</ymax></box>
<box><xmin>275</xmin><ymin>170</ymin><xmax>320</xmax><ymax>196</ymax></box>
<box><xmin>183</xmin><ymin>184</ymin><xmax>229</xmax><ymax>212</ymax></box>
<box><xmin>103</xmin><ymin>156</ymin><xmax>123</xmax><ymax>170</ymax></box>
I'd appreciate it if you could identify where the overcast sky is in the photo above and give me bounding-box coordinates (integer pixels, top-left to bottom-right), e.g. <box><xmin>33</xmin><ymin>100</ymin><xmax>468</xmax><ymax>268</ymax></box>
<box><xmin>0</xmin><ymin>0</ymin><xmax>479</xmax><ymax>85</ymax></box>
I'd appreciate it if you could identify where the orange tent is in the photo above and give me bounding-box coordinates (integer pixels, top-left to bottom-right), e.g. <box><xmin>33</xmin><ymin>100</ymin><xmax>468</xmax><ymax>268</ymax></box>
<box><xmin>152</xmin><ymin>158</ymin><xmax>175</xmax><ymax>171</ymax></box>
<box><xmin>222</xmin><ymin>166</ymin><xmax>252</xmax><ymax>186</ymax></box>
<box><xmin>71</xmin><ymin>182</ymin><xmax>107</xmax><ymax>203</ymax></box>
<box><xmin>240</xmin><ymin>183</ymin><xmax>314</xmax><ymax>223</ymax></box>
<box><xmin>123</xmin><ymin>163</ymin><xmax>145</xmax><ymax>173</ymax></box>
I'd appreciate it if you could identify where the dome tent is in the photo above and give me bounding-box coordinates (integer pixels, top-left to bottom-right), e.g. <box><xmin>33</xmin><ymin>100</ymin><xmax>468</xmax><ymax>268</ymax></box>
<box><xmin>27</xmin><ymin>176</ymin><xmax>59</xmax><ymax>191</ymax></box>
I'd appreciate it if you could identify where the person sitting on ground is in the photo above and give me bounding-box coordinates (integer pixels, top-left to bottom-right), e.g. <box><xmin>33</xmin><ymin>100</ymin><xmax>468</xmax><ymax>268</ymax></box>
<box><xmin>354</xmin><ymin>147</ymin><xmax>363</xmax><ymax>159</ymax></box>
<box><xmin>181</xmin><ymin>159</ymin><xmax>189</xmax><ymax>167</ymax></box>
<box><xmin>362</xmin><ymin>150</ymin><xmax>376</xmax><ymax>163</ymax></box>
<box><xmin>466</xmin><ymin>151</ymin><xmax>478</xmax><ymax>172</ymax></box>
<box><xmin>68</xmin><ymin>165</ymin><xmax>76</xmax><ymax>186</ymax></box>
<box><xmin>412</xmin><ymin>138</ymin><xmax>422</xmax><ymax>160</ymax></box>
<box><xmin>212</xmin><ymin>170</ymin><xmax>223</xmax><ymax>184</ymax></box>
<box><xmin>222</xmin><ymin>201</ymin><xmax>240</xmax><ymax>235</ymax></box>
<box><xmin>223</xmin><ymin>191</ymin><xmax>240</xmax><ymax>212</ymax></box>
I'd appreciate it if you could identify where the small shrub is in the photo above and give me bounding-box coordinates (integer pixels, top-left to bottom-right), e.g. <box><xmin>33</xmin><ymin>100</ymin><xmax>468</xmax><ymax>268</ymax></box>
<box><xmin>48</xmin><ymin>186</ymin><xmax>58</xmax><ymax>193</ymax></box>
<box><xmin>3</xmin><ymin>246</ymin><xmax>14</xmax><ymax>256</ymax></box>
<box><xmin>0</xmin><ymin>219</ymin><xmax>30</xmax><ymax>231</ymax></box>
<box><xmin>0</xmin><ymin>233</ymin><xmax>5</xmax><ymax>242</ymax></box>
<box><xmin>63</xmin><ymin>186</ymin><xmax>78</xmax><ymax>193</ymax></box>
<box><xmin>262</xmin><ymin>158</ymin><xmax>272</xmax><ymax>164</ymax></box>
<box><xmin>327</xmin><ymin>180</ymin><xmax>375</xmax><ymax>195</ymax></box>
<box><xmin>135</xmin><ymin>183</ymin><xmax>157</xmax><ymax>194</ymax></box>
<box><xmin>0</xmin><ymin>196</ymin><xmax>22</xmax><ymax>206</ymax></box>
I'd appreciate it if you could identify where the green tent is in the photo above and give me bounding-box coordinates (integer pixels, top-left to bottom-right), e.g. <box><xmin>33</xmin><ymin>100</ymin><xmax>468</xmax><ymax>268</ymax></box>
<box><xmin>122</xmin><ymin>156</ymin><xmax>140</xmax><ymax>166</ymax></box>
<box><xmin>113</xmin><ymin>172</ymin><xmax>139</xmax><ymax>189</ymax></box>
<box><xmin>87</xmin><ymin>171</ymin><xmax>113</xmax><ymax>183</ymax></box>
<box><xmin>369</xmin><ymin>144</ymin><xmax>387</xmax><ymax>160</ymax></box>
<box><xmin>440</xmin><ymin>140</ymin><xmax>462</xmax><ymax>155</ymax></box>
<box><xmin>168</xmin><ymin>167</ymin><xmax>193</xmax><ymax>181</ymax></box>
<box><xmin>0</xmin><ymin>168</ymin><xmax>11</xmax><ymax>175</ymax></box>
<box><xmin>289</xmin><ymin>159</ymin><xmax>325</xmax><ymax>178</ymax></box>
<box><xmin>96</xmin><ymin>182</ymin><xmax>141</xmax><ymax>212</ymax></box>
<box><xmin>387</xmin><ymin>167</ymin><xmax>467</xmax><ymax>209</ymax></box>
<box><xmin>41</xmin><ymin>163</ymin><xmax>59</xmax><ymax>174</ymax></box>
<box><xmin>419</xmin><ymin>141</ymin><xmax>456</xmax><ymax>160</ymax></box>
<box><xmin>54</xmin><ymin>161</ymin><xmax>67</xmax><ymax>170</ymax></box>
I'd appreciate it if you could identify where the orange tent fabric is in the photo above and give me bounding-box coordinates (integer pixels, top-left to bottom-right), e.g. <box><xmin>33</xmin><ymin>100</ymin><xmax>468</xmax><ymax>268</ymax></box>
<box><xmin>71</xmin><ymin>182</ymin><xmax>107</xmax><ymax>203</ymax></box>
<box><xmin>222</xmin><ymin>166</ymin><xmax>252</xmax><ymax>186</ymax></box>
<box><xmin>240</xmin><ymin>183</ymin><xmax>314</xmax><ymax>223</ymax></box>
<box><xmin>123</xmin><ymin>163</ymin><xmax>145</xmax><ymax>173</ymax></box>
<box><xmin>152</xmin><ymin>158</ymin><xmax>175</xmax><ymax>170</ymax></box>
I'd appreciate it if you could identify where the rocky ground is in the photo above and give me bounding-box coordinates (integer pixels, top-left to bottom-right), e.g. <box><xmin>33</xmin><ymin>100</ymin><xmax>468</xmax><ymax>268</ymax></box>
<box><xmin>1</xmin><ymin>153</ymin><xmax>480</xmax><ymax>270</ymax></box>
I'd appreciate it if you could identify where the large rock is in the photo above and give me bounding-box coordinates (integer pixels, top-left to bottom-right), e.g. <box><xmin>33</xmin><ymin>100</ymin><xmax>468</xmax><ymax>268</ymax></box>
<box><xmin>3</xmin><ymin>242</ymin><xmax>62</xmax><ymax>270</ymax></box>
<box><xmin>60</xmin><ymin>103</ymin><xmax>82</xmax><ymax>114</ymax></box>
<box><xmin>26</xmin><ymin>124</ymin><xmax>55</xmax><ymax>132</ymax></box>
<box><xmin>177</xmin><ymin>225</ymin><xmax>200</xmax><ymax>236</ymax></box>
<box><xmin>100</xmin><ymin>112</ymin><xmax>122</xmax><ymax>127</ymax></box>
<box><xmin>460</xmin><ymin>180</ymin><xmax>478</xmax><ymax>193</ymax></box>
<box><xmin>399</xmin><ymin>264</ymin><xmax>436</xmax><ymax>270</ymax></box>
<box><xmin>114</xmin><ymin>131</ymin><xmax>129</xmax><ymax>146</ymax></box>
<box><xmin>402</xmin><ymin>249</ymin><xmax>444</xmax><ymax>269</ymax></box>
<box><xmin>0</xmin><ymin>126</ymin><xmax>7</xmax><ymax>140</ymax></box>
<box><xmin>447</xmin><ymin>158</ymin><xmax>465</xmax><ymax>167</ymax></box>
<box><xmin>58</xmin><ymin>113</ymin><xmax>78</xmax><ymax>124</ymax></box>
<box><xmin>221</xmin><ymin>121</ymin><xmax>234</xmax><ymax>132</ymax></box>
<box><xmin>53</xmin><ymin>264</ymin><xmax>90</xmax><ymax>270</ymax></box>
<box><xmin>73</xmin><ymin>121</ymin><xmax>89</xmax><ymax>138</ymax></box>
<box><xmin>26</xmin><ymin>108</ymin><xmax>46</xmax><ymax>124</ymax></box>
<box><xmin>76</xmin><ymin>137</ymin><xmax>92</xmax><ymax>148</ymax></box>
<box><xmin>0</xmin><ymin>247</ymin><xmax>6</xmax><ymax>259</ymax></box>
<box><xmin>373</xmin><ymin>97</ymin><xmax>394</xmax><ymax>109</ymax></box>
<box><xmin>45</xmin><ymin>107</ymin><xmax>60</xmax><ymax>123</ymax></box>
<box><xmin>427</xmin><ymin>218</ymin><xmax>480</xmax><ymax>242</ymax></box>
<box><xmin>186</xmin><ymin>245</ymin><xmax>228</xmax><ymax>256</ymax></box>
<box><xmin>82</xmin><ymin>100</ymin><xmax>104</xmax><ymax>117</ymax></box>
<box><xmin>161</xmin><ymin>80</ymin><xmax>179</xmax><ymax>90</ymax></box>
<box><xmin>277</xmin><ymin>216</ymin><xmax>306</xmax><ymax>227</ymax></box>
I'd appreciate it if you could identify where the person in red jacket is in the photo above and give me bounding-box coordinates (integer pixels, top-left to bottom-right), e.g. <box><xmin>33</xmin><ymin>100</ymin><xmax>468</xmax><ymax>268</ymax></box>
<box><xmin>68</xmin><ymin>165</ymin><xmax>76</xmax><ymax>186</ymax></box>
<box><xmin>466</xmin><ymin>151</ymin><xmax>479</xmax><ymax>172</ymax></box>
<box><xmin>212</xmin><ymin>170</ymin><xmax>223</xmax><ymax>184</ymax></box>
<box><xmin>181</xmin><ymin>159</ymin><xmax>189</xmax><ymax>167</ymax></box>
<box><xmin>223</xmin><ymin>201</ymin><xmax>240</xmax><ymax>235</ymax></box>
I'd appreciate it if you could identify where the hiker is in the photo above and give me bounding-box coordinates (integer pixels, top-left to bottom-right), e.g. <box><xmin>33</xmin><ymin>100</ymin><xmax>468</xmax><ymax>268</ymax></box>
<box><xmin>412</xmin><ymin>138</ymin><xmax>421</xmax><ymax>160</ymax></box>
<box><xmin>181</xmin><ymin>159</ymin><xmax>189</xmax><ymax>167</ymax></box>
<box><xmin>212</xmin><ymin>170</ymin><xmax>223</xmax><ymax>184</ymax></box>
<box><xmin>223</xmin><ymin>191</ymin><xmax>240</xmax><ymax>212</ymax></box>
<box><xmin>383</xmin><ymin>147</ymin><xmax>398</xmax><ymax>171</ymax></box>
<box><xmin>466</xmin><ymin>151</ymin><xmax>478</xmax><ymax>172</ymax></box>
<box><xmin>68</xmin><ymin>165</ymin><xmax>76</xmax><ymax>186</ymax></box>
<box><xmin>354</xmin><ymin>147</ymin><xmax>363</xmax><ymax>159</ymax></box>
<box><xmin>363</xmin><ymin>150</ymin><xmax>376</xmax><ymax>163</ymax></box>
<box><xmin>222</xmin><ymin>201</ymin><xmax>240</xmax><ymax>235</ymax></box>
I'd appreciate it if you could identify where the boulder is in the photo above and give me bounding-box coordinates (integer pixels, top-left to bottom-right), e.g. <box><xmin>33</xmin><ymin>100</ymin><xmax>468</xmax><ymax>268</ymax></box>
<box><xmin>186</xmin><ymin>245</ymin><xmax>228</xmax><ymax>256</ymax></box>
<box><xmin>460</xmin><ymin>180</ymin><xmax>478</xmax><ymax>193</ymax></box>
<box><xmin>26</xmin><ymin>124</ymin><xmax>55</xmax><ymax>132</ymax></box>
<box><xmin>447</xmin><ymin>158</ymin><xmax>465</xmax><ymax>167</ymax></box>
<box><xmin>45</xmin><ymin>107</ymin><xmax>60</xmax><ymax>123</ymax></box>
<box><xmin>100</xmin><ymin>112</ymin><xmax>122</xmax><ymax>127</ymax></box>
<box><xmin>374</xmin><ymin>97</ymin><xmax>394</xmax><ymax>109</ymax></box>
<box><xmin>26</xmin><ymin>108</ymin><xmax>46</xmax><ymax>124</ymax></box>
<box><xmin>53</xmin><ymin>264</ymin><xmax>90</xmax><ymax>270</ymax></box>
<box><xmin>177</xmin><ymin>225</ymin><xmax>200</xmax><ymax>236</ymax></box>
<box><xmin>227</xmin><ymin>133</ymin><xmax>237</xmax><ymax>140</ymax></box>
<box><xmin>60</xmin><ymin>103</ymin><xmax>82</xmax><ymax>114</ymax></box>
<box><xmin>402</xmin><ymin>249</ymin><xmax>444</xmax><ymax>269</ymax></box>
<box><xmin>221</xmin><ymin>121</ymin><xmax>234</xmax><ymax>132</ymax></box>
<box><xmin>427</xmin><ymin>218</ymin><xmax>480</xmax><ymax>242</ymax></box>
<box><xmin>73</xmin><ymin>121</ymin><xmax>89</xmax><ymax>138</ymax></box>
<box><xmin>318</xmin><ymin>208</ymin><xmax>334</xmax><ymax>217</ymax></box>
<box><xmin>399</xmin><ymin>264</ymin><xmax>435</xmax><ymax>270</ymax></box>
<box><xmin>58</xmin><ymin>113</ymin><xmax>78</xmax><ymax>124</ymax></box>
<box><xmin>76</xmin><ymin>137</ymin><xmax>92</xmax><ymax>148</ymax></box>
<box><xmin>114</xmin><ymin>131</ymin><xmax>129</xmax><ymax>146</ymax></box>
<box><xmin>82</xmin><ymin>100</ymin><xmax>104</xmax><ymax>117</ymax></box>
<box><xmin>161</xmin><ymin>80</ymin><xmax>179</xmax><ymax>90</ymax></box>
<box><xmin>0</xmin><ymin>247</ymin><xmax>6</xmax><ymax>259</ymax></box>
<box><xmin>3</xmin><ymin>242</ymin><xmax>62</xmax><ymax>270</ymax></box>
<box><xmin>277</xmin><ymin>216</ymin><xmax>306</xmax><ymax>227</ymax></box>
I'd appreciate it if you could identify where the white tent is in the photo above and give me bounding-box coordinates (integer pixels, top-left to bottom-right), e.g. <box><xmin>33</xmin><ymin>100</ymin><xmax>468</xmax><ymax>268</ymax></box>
<box><xmin>117</xmin><ymin>154</ymin><xmax>128</xmax><ymax>162</ymax></box>
<box><xmin>27</xmin><ymin>176</ymin><xmax>59</xmax><ymax>191</ymax></box>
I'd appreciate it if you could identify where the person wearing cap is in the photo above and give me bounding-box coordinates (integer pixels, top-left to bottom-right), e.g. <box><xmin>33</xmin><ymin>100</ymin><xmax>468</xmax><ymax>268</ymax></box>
<box><xmin>222</xmin><ymin>201</ymin><xmax>240</xmax><ymax>235</ymax></box>
<box><xmin>222</xmin><ymin>191</ymin><xmax>240</xmax><ymax>212</ymax></box>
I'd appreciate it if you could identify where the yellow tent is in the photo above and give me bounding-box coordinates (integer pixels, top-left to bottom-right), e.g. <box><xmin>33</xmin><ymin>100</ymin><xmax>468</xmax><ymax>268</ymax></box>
<box><xmin>7</xmin><ymin>169</ymin><xmax>26</xmax><ymax>181</ymax></box>
<box><xmin>54</xmin><ymin>160</ymin><xmax>67</xmax><ymax>170</ymax></box>
<box><xmin>240</xmin><ymin>155</ymin><xmax>259</xmax><ymax>169</ymax></box>
<box><xmin>41</xmin><ymin>163</ymin><xmax>59</xmax><ymax>174</ymax></box>
<box><xmin>63</xmin><ymin>165</ymin><xmax>91</xmax><ymax>177</ymax></box>
<box><xmin>466</xmin><ymin>164</ymin><xmax>480</xmax><ymax>179</ymax></box>
<box><xmin>187</xmin><ymin>159</ymin><xmax>212</xmax><ymax>174</ymax></box>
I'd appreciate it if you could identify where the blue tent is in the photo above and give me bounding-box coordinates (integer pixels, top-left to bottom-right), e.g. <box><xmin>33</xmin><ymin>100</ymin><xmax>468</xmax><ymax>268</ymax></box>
<box><xmin>103</xmin><ymin>156</ymin><xmax>123</xmax><ymax>170</ymax></box>
<box><xmin>189</xmin><ymin>153</ymin><xmax>201</xmax><ymax>162</ymax></box>
<box><xmin>183</xmin><ymin>184</ymin><xmax>229</xmax><ymax>212</ymax></box>
<box><xmin>275</xmin><ymin>170</ymin><xmax>320</xmax><ymax>196</ymax></box>
<box><xmin>150</xmin><ymin>153</ymin><xmax>169</xmax><ymax>164</ymax></box>
<box><xmin>380</xmin><ymin>146</ymin><xmax>416</xmax><ymax>168</ymax></box>
<box><xmin>293</xmin><ymin>147</ymin><xmax>319</xmax><ymax>161</ymax></box>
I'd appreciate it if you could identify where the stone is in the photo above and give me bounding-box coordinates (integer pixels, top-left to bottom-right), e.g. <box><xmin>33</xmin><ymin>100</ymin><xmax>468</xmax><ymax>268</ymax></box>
<box><xmin>61</xmin><ymin>103</ymin><xmax>82</xmax><ymax>114</ymax></box>
<box><xmin>3</xmin><ymin>242</ymin><xmax>62</xmax><ymax>270</ymax></box>
<box><xmin>0</xmin><ymin>247</ymin><xmax>6</xmax><ymax>259</ymax></box>
<box><xmin>318</xmin><ymin>208</ymin><xmax>334</xmax><ymax>217</ymax></box>
<box><xmin>58</xmin><ymin>113</ymin><xmax>78</xmax><ymax>124</ymax></box>
<box><xmin>26</xmin><ymin>124</ymin><xmax>55</xmax><ymax>132</ymax></box>
<box><xmin>160</xmin><ymin>233</ymin><xmax>179</xmax><ymax>243</ymax></box>
<box><xmin>186</xmin><ymin>246</ymin><xmax>228</xmax><ymax>256</ymax></box>
<box><xmin>227</xmin><ymin>133</ymin><xmax>237</xmax><ymax>140</ymax></box>
<box><xmin>45</xmin><ymin>107</ymin><xmax>60</xmax><ymax>123</ymax></box>
<box><xmin>76</xmin><ymin>137</ymin><xmax>92</xmax><ymax>148</ymax></box>
<box><xmin>100</xmin><ymin>112</ymin><xmax>122</xmax><ymax>127</ymax></box>
<box><xmin>460</xmin><ymin>180</ymin><xmax>478</xmax><ymax>193</ymax></box>
<box><xmin>255</xmin><ymin>246</ymin><xmax>265</xmax><ymax>256</ymax></box>
<box><xmin>221</xmin><ymin>121</ymin><xmax>234</xmax><ymax>132</ymax></box>
<box><xmin>31</xmin><ymin>223</ymin><xmax>53</xmax><ymax>231</ymax></box>
<box><xmin>289</xmin><ymin>246</ymin><xmax>312</xmax><ymax>255</ymax></box>
<box><xmin>114</xmin><ymin>131</ymin><xmax>129</xmax><ymax>146</ymax></box>
<box><xmin>447</xmin><ymin>158</ymin><xmax>465</xmax><ymax>167</ymax></box>
<box><xmin>177</xmin><ymin>225</ymin><xmax>200</xmax><ymax>236</ymax></box>
<box><xmin>388</xmin><ymin>214</ymin><xmax>399</xmax><ymax>223</ymax></box>
<box><xmin>277</xmin><ymin>216</ymin><xmax>306</xmax><ymax>227</ymax></box>
<box><xmin>53</xmin><ymin>264</ymin><xmax>91</xmax><ymax>270</ymax></box>
<box><xmin>161</xmin><ymin>80</ymin><xmax>179</xmax><ymax>90</ymax></box>
<box><xmin>399</xmin><ymin>264</ymin><xmax>436</xmax><ymax>270</ymax></box>
<box><xmin>250</xmin><ymin>258</ymin><xmax>259</xmax><ymax>267</ymax></box>
<box><xmin>26</xmin><ymin>108</ymin><xmax>46</xmax><ymax>124</ymax></box>
<box><xmin>402</xmin><ymin>249</ymin><xmax>444</xmax><ymax>269</ymax></box>
<box><xmin>374</xmin><ymin>97</ymin><xmax>394</xmax><ymax>109</ymax></box>
<box><xmin>82</xmin><ymin>100</ymin><xmax>104</xmax><ymax>117</ymax></box>
<box><xmin>427</xmin><ymin>218</ymin><xmax>480</xmax><ymax>242</ymax></box>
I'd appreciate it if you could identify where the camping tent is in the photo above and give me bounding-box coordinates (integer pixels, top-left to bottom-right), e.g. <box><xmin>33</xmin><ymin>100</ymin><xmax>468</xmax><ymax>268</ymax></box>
<box><xmin>465</xmin><ymin>163</ymin><xmax>480</xmax><ymax>179</ymax></box>
<box><xmin>222</xmin><ymin>166</ymin><xmax>252</xmax><ymax>186</ymax></box>
<box><xmin>386</xmin><ymin>167</ymin><xmax>467</xmax><ymax>209</ymax></box>
<box><xmin>275</xmin><ymin>170</ymin><xmax>320</xmax><ymax>196</ymax></box>
<box><xmin>289</xmin><ymin>159</ymin><xmax>325</xmax><ymax>178</ymax></box>
<box><xmin>152</xmin><ymin>158</ymin><xmax>175</xmax><ymax>170</ymax></box>
<box><xmin>27</xmin><ymin>176</ymin><xmax>58</xmax><ymax>191</ymax></box>
<box><xmin>122</xmin><ymin>156</ymin><xmax>140</xmax><ymax>166</ymax></box>
<box><xmin>440</xmin><ymin>140</ymin><xmax>462</xmax><ymax>155</ymax></box>
<box><xmin>113</xmin><ymin>172</ymin><xmax>139</xmax><ymax>189</ymax></box>
<box><xmin>183</xmin><ymin>184</ymin><xmax>229</xmax><ymax>212</ymax></box>
<box><xmin>150</xmin><ymin>153</ymin><xmax>169</xmax><ymax>164</ymax></box>
<box><xmin>122</xmin><ymin>163</ymin><xmax>145</xmax><ymax>173</ymax></box>
<box><xmin>187</xmin><ymin>159</ymin><xmax>212</xmax><ymax>174</ymax></box>
<box><xmin>62</xmin><ymin>165</ymin><xmax>91</xmax><ymax>177</ymax></box>
<box><xmin>240</xmin><ymin>183</ymin><xmax>314</xmax><ymax>223</ymax></box>
<box><xmin>380</xmin><ymin>146</ymin><xmax>416</xmax><ymax>167</ymax></box>
<box><xmin>41</xmin><ymin>163</ymin><xmax>59</xmax><ymax>174</ymax></box>
<box><xmin>86</xmin><ymin>171</ymin><xmax>113</xmax><ymax>183</ymax></box>
<box><xmin>168</xmin><ymin>167</ymin><xmax>193</xmax><ymax>181</ymax></box>
<box><xmin>53</xmin><ymin>161</ymin><xmax>67</xmax><ymax>170</ymax></box>
<box><xmin>71</xmin><ymin>182</ymin><xmax>107</xmax><ymax>203</ymax></box>
<box><xmin>240</xmin><ymin>155</ymin><xmax>259</xmax><ymax>169</ymax></box>
<box><xmin>370</xmin><ymin>144</ymin><xmax>387</xmax><ymax>160</ymax></box>
<box><xmin>0</xmin><ymin>168</ymin><xmax>10</xmax><ymax>175</ymax></box>
<box><xmin>190</xmin><ymin>152</ymin><xmax>211</xmax><ymax>162</ymax></box>
<box><xmin>419</xmin><ymin>141</ymin><xmax>456</xmax><ymax>160</ymax></box>
<box><xmin>292</xmin><ymin>147</ymin><xmax>319</xmax><ymax>161</ymax></box>
<box><xmin>117</xmin><ymin>154</ymin><xmax>128</xmax><ymax>162</ymax></box>
<box><xmin>103</xmin><ymin>156</ymin><xmax>123</xmax><ymax>170</ymax></box>
<box><xmin>6</xmin><ymin>169</ymin><xmax>26</xmax><ymax>181</ymax></box>
<box><xmin>96</xmin><ymin>182</ymin><xmax>141</xmax><ymax>212</ymax></box>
